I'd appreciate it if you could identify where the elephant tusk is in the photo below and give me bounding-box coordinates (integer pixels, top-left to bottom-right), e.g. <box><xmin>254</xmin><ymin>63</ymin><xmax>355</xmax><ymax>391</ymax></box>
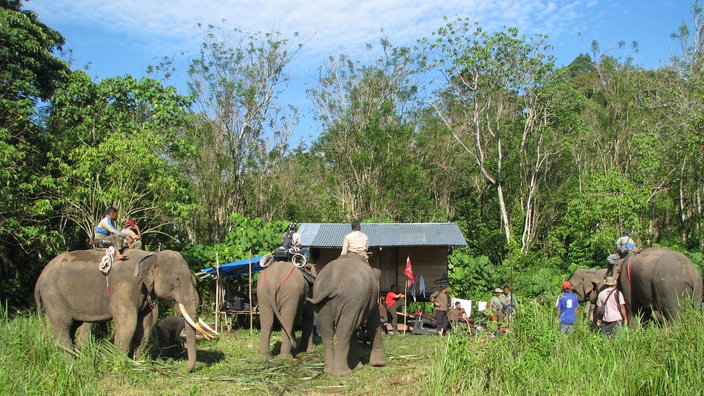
<box><xmin>177</xmin><ymin>303</ymin><xmax>212</xmax><ymax>339</ymax></box>
<box><xmin>198</xmin><ymin>318</ymin><xmax>220</xmax><ymax>337</ymax></box>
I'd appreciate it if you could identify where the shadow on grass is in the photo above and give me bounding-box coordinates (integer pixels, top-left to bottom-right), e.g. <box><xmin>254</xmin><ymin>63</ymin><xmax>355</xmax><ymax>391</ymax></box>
<box><xmin>197</xmin><ymin>349</ymin><xmax>226</xmax><ymax>365</ymax></box>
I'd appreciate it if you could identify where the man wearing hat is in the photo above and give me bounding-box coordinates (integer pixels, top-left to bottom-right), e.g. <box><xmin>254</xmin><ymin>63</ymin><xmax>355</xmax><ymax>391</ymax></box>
<box><xmin>596</xmin><ymin>276</ymin><xmax>628</xmax><ymax>337</ymax></box>
<box><xmin>430</xmin><ymin>284</ymin><xmax>450</xmax><ymax>336</ymax></box>
<box><xmin>489</xmin><ymin>288</ymin><xmax>505</xmax><ymax>322</ymax></box>
<box><xmin>556</xmin><ymin>281</ymin><xmax>579</xmax><ymax>334</ymax></box>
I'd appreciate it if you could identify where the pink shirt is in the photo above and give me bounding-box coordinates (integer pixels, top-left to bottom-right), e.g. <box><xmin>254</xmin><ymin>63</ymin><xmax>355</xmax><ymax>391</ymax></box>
<box><xmin>597</xmin><ymin>287</ymin><xmax>626</xmax><ymax>322</ymax></box>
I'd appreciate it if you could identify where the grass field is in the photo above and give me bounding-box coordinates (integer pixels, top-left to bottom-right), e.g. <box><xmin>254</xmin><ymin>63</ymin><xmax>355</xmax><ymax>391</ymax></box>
<box><xmin>3</xmin><ymin>302</ymin><xmax>704</xmax><ymax>395</ymax></box>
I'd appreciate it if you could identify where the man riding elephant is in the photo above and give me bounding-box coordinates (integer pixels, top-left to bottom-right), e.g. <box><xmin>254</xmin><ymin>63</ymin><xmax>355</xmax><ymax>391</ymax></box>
<box><xmin>606</xmin><ymin>230</ymin><xmax>637</xmax><ymax>277</ymax></box>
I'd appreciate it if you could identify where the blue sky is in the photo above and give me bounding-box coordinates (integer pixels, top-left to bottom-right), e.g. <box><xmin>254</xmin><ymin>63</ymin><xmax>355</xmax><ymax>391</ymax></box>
<box><xmin>28</xmin><ymin>0</ymin><xmax>695</xmax><ymax>138</ymax></box>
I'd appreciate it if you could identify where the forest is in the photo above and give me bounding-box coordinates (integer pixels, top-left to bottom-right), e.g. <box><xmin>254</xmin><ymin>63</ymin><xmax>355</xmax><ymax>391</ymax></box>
<box><xmin>2</xmin><ymin>0</ymin><xmax>704</xmax><ymax>308</ymax></box>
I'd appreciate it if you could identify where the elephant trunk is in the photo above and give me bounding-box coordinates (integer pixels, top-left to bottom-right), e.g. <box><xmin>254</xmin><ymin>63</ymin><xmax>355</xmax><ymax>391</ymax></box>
<box><xmin>176</xmin><ymin>301</ymin><xmax>199</xmax><ymax>372</ymax></box>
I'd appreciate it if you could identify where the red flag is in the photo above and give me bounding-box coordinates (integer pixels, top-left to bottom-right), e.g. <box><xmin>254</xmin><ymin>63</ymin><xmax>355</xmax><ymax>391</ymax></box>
<box><xmin>403</xmin><ymin>256</ymin><xmax>415</xmax><ymax>288</ymax></box>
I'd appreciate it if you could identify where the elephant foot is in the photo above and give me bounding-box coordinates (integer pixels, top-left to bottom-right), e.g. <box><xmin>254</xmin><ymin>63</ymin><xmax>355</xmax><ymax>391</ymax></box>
<box><xmin>369</xmin><ymin>358</ymin><xmax>387</xmax><ymax>367</ymax></box>
<box><xmin>332</xmin><ymin>367</ymin><xmax>353</xmax><ymax>377</ymax></box>
<box><xmin>260</xmin><ymin>352</ymin><xmax>272</xmax><ymax>359</ymax></box>
<box><xmin>277</xmin><ymin>352</ymin><xmax>294</xmax><ymax>359</ymax></box>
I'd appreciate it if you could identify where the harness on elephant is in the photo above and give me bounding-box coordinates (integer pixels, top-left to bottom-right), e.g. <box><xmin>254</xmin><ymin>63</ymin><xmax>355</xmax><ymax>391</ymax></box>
<box><xmin>99</xmin><ymin>246</ymin><xmax>117</xmax><ymax>297</ymax></box>
<box><xmin>262</xmin><ymin>263</ymin><xmax>298</xmax><ymax>289</ymax></box>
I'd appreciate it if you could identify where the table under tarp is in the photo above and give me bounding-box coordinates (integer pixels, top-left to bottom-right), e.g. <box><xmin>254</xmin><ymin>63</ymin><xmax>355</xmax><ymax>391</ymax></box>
<box><xmin>197</xmin><ymin>254</ymin><xmax>267</xmax><ymax>332</ymax></box>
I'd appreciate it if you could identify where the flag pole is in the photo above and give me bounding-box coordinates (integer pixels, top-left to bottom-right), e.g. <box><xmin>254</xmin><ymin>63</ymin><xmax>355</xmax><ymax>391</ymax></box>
<box><xmin>403</xmin><ymin>281</ymin><xmax>408</xmax><ymax>335</ymax></box>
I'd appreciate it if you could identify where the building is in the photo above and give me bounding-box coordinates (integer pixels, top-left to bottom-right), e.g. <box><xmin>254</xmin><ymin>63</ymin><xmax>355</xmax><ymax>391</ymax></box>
<box><xmin>299</xmin><ymin>223</ymin><xmax>467</xmax><ymax>295</ymax></box>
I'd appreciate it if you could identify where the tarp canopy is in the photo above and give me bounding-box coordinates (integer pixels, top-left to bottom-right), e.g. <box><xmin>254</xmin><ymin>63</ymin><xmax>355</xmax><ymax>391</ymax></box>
<box><xmin>199</xmin><ymin>255</ymin><xmax>266</xmax><ymax>279</ymax></box>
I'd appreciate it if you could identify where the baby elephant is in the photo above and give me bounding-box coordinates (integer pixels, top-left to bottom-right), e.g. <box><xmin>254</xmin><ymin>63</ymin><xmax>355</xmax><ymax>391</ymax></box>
<box><xmin>155</xmin><ymin>316</ymin><xmax>186</xmax><ymax>359</ymax></box>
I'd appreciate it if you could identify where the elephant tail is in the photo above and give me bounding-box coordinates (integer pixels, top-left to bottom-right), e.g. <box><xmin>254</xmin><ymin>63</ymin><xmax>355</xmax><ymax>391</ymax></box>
<box><xmin>306</xmin><ymin>285</ymin><xmax>340</xmax><ymax>306</ymax></box>
<box><xmin>34</xmin><ymin>286</ymin><xmax>46</xmax><ymax>330</ymax></box>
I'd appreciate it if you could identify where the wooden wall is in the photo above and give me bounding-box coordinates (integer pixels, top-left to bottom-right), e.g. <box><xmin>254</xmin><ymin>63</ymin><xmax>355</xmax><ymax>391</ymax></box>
<box><xmin>311</xmin><ymin>246</ymin><xmax>449</xmax><ymax>296</ymax></box>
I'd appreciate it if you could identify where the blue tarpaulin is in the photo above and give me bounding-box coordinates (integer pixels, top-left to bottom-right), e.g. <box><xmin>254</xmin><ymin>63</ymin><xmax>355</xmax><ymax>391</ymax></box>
<box><xmin>199</xmin><ymin>255</ymin><xmax>266</xmax><ymax>278</ymax></box>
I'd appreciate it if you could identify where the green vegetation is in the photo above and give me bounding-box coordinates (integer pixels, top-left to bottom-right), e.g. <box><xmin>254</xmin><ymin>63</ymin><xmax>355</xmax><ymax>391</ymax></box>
<box><xmin>4</xmin><ymin>303</ymin><xmax>704</xmax><ymax>395</ymax></box>
<box><xmin>426</xmin><ymin>303</ymin><xmax>704</xmax><ymax>395</ymax></box>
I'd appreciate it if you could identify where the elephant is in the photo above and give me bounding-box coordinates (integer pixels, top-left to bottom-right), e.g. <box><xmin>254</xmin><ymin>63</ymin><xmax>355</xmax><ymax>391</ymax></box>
<box><xmin>568</xmin><ymin>268</ymin><xmax>608</xmax><ymax>323</ymax></box>
<box><xmin>307</xmin><ymin>253</ymin><xmax>386</xmax><ymax>376</ymax></box>
<box><xmin>155</xmin><ymin>316</ymin><xmax>186</xmax><ymax>359</ymax></box>
<box><xmin>256</xmin><ymin>260</ymin><xmax>315</xmax><ymax>358</ymax></box>
<box><xmin>617</xmin><ymin>247</ymin><xmax>702</xmax><ymax>324</ymax></box>
<box><xmin>34</xmin><ymin>249</ymin><xmax>218</xmax><ymax>371</ymax></box>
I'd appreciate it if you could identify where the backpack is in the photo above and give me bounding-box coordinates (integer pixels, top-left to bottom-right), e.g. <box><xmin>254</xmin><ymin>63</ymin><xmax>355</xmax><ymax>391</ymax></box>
<box><xmin>599</xmin><ymin>289</ymin><xmax>618</xmax><ymax>318</ymax></box>
<box><xmin>617</xmin><ymin>237</ymin><xmax>632</xmax><ymax>258</ymax></box>
<box><xmin>282</xmin><ymin>231</ymin><xmax>293</xmax><ymax>249</ymax></box>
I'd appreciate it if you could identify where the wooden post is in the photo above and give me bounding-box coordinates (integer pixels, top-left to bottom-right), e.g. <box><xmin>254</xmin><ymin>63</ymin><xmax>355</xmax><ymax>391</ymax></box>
<box><xmin>214</xmin><ymin>253</ymin><xmax>220</xmax><ymax>332</ymax></box>
<box><xmin>403</xmin><ymin>282</ymin><xmax>408</xmax><ymax>335</ymax></box>
<box><xmin>248</xmin><ymin>251</ymin><xmax>253</xmax><ymax>334</ymax></box>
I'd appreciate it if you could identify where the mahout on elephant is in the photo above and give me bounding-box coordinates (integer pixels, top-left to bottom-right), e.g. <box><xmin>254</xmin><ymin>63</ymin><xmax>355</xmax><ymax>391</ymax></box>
<box><xmin>617</xmin><ymin>247</ymin><xmax>702</xmax><ymax>324</ymax></box>
<box><xmin>256</xmin><ymin>259</ymin><xmax>316</xmax><ymax>358</ymax></box>
<box><xmin>307</xmin><ymin>253</ymin><xmax>386</xmax><ymax>376</ymax></box>
<box><xmin>34</xmin><ymin>249</ymin><xmax>218</xmax><ymax>371</ymax></box>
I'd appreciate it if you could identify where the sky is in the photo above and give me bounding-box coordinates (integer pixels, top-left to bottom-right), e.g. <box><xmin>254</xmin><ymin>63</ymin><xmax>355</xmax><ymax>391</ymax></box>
<box><xmin>26</xmin><ymin>0</ymin><xmax>695</xmax><ymax>137</ymax></box>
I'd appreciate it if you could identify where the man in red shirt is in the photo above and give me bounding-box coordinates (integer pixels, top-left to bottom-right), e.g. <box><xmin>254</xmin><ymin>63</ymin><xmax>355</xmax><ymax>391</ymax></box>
<box><xmin>385</xmin><ymin>285</ymin><xmax>405</xmax><ymax>335</ymax></box>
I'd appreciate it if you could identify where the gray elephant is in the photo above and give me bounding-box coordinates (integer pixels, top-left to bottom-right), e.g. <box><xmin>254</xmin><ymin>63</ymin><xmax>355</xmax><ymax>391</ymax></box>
<box><xmin>568</xmin><ymin>268</ymin><xmax>607</xmax><ymax>323</ymax></box>
<box><xmin>617</xmin><ymin>247</ymin><xmax>702</xmax><ymax>323</ymax></box>
<box><xmin>256</xmin><ymin>260</ymin><xmax>315</xmax><ymax>358</ymax></box>
<box><xmin>155</xmin><ymin>315</ymin><xmax>186</xmax><ymax>359</ymax></box>
<box><xmin>307</xmin><ymin>253</ymin><xmax>386</xmax><ymax>376</ymax></box>
<box><xmin>34</xmin><ymin>249</ymin><xmax>218</xmax><ymax>371</ymax></box>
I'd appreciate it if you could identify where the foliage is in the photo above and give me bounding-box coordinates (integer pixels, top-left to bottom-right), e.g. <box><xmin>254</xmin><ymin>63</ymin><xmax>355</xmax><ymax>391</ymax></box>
<box><xmin>0</xmin><ymin>1</ymin><xmax>69</xmax><ymax>307</ymax></box>
<box><xmin>45</xmin><ymin>71</ymin><xmax>194</xmax><ymax>249</ymax></box>
<box><xmin>423</xmin><ymin>302</ymin><xmax>704</xmax><ymax>395</ymax></box>
<box><xmin>183</xmin><ymin>25</ymin><xmax>303</xmax><ymax>243</ymax></box>
<box><xmin>182</xmin><ymin>214</ymin><xmax>288</xmax><ymax>273</ymax></box>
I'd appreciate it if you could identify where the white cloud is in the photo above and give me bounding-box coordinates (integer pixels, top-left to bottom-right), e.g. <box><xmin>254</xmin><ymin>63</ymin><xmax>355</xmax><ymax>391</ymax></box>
<box><xmin>30</xmin><ymin>0</ymin><xmax>595</xmax><ymax>59</ymax></box>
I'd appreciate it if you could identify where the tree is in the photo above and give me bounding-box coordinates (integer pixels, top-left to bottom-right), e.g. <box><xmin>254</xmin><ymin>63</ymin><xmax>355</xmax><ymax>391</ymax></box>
<box><xmin>308</xmin><ymin>39</ymin><xmax>427</xmax><ymax>221</ymax></box>
<box><xmin>420</xmin><ymin>19</ymin><xmax>554</xmax><ymax>250</ymax></box>
<box><xmin>46</xmin><ymin>71</ymin><xmax>194</xmax><ymax>248</ymax></box>
<box><xmin>0</xmin><ymin>0</ymin><xmax>69</xmax><ymax>306</ymax></box>
<box><xmin>184</xmin><ymin>25</ymin><xmax>303</xmax><ymax>243</ymax></box>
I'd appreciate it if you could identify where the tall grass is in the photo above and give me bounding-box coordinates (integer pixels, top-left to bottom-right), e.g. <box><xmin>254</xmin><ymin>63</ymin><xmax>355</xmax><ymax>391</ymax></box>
<box><xmin>0</xmin><ymin>306</ymin><xmax>135</xmax><ymax>395</ymax></box>
<box><xmin>424</xmin><ymin>301</ymin><xmax>704</xmax><ymax>395</ymax></box>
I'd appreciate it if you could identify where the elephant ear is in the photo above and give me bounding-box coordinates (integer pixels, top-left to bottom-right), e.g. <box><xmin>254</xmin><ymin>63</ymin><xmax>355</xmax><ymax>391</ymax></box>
<box><xmin>134</xmin><ymin>253</ymin><xmax>158</xmax><ymax>291</ymax></box>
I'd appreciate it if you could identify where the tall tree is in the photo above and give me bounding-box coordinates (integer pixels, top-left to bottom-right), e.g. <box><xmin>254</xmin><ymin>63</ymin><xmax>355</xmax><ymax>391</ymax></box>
<box><xmin>46</xmin><ymin>72</ymin><xmax>194</xmax><ymax>248</ymax></box>
<box><xmin>308</xmin><ymin>39</ymin><xmax>426</xmax><ymax>221</ymax></box>
<box><xmin>0</xmin><ymin>0</ymin><xmax>69</xmax><ymax>306</ymax></box>
<box><xmin>420</xmin><ymin>20</ymin><xmax>554</xmax><ymax>249</ymax></box>
<box><xmin>184</xmin><ymin>25</ymin><xmax>302</xmax><ymax>242</ymax></box>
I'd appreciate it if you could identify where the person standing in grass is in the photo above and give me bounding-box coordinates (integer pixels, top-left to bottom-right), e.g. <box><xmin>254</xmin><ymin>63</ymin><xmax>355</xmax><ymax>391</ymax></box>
<box><xmin>489</xmin><ymin>288</ymin><xmax>505</xmax><ymax>322</ymax></box>
<box><xmin>556</xmin><ymin>281</ymin><xmax>579</xmax><ymax>334</ymax></box>
<box><xmin>502</xmin><ymin>286</ymin><xmax>518</xmax><ymax>322</ymax></box>
<box><xmin>596</xmin><ymin>276</ymin><xmax>628</xmax><ymax>338</ymax></box>
<box><xmin>430</xmin><ymin>284</ymin><xmax>450</xmax><ymax>336</ymax></box>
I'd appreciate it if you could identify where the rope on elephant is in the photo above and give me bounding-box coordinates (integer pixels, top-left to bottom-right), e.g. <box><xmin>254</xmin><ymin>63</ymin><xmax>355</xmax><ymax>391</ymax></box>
<box><xmin>99</xmin><ymin>246</ymin><xmax>115</xmax><ymax>275</ymax></box>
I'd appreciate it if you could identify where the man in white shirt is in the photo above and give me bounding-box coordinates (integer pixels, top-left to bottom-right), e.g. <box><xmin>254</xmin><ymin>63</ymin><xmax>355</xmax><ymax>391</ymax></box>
<box><xmin>341</xmin><ymin>220</ymin><xmax>369</xmax><ymax>260</ymax></box>
<box><xmin>596</xmin><ymin>276</ymin><xmax>628</xmax><ymax>338</ymax></box>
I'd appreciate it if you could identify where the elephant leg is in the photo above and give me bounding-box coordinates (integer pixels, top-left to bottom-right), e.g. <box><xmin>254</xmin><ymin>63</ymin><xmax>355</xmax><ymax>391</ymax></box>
<box><xmin>113</xmin><ymin>313</ymin><xmax>139</xmax><ymax>357</ymax></box>
<box><xmin>334</xmin><ymin>312</ymin><xmax>361</xmax><ymax>376</ymax></box>
<box><xmin>258</xmin><ymin>302</ymin><xmax>275</xmax><ymax>359</ymax></box>
<box><xmin>277</xmin><ymin>302</ymin><xmax>298</xmax><ymax>358</ymax></box>
<box><xmin>315</xmin><ymin>307</ymin><xmax>335</xmax><ymax>374</ymax></box>
<box><xmin>76</xmin><ymin>322</ymin><xmax>92</xmax><ymax>349</ymax></box>
<box><xmin>300</xmin><ymin>303</ymin><xmax>315</xmax><ymax>353</ymax></box>
<box><xmin>366</xmin><ymin>309</ymin><xmax>386</xmax><ymax>367</ymax></box>
<box><xmin>46</xmin><ymin>309</ymin><xmax>75</xmax><ymax>353</ymax></box>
